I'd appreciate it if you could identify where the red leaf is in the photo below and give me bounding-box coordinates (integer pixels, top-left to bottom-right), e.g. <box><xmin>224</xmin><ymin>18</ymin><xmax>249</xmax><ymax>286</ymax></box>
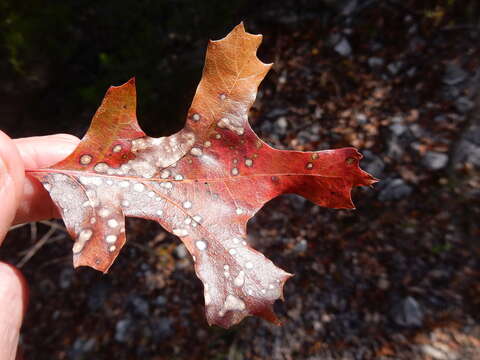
<box><xmin>27</xmin><ymin>23</ymin><xmax>377</xmax><ymax>328</ymax></box>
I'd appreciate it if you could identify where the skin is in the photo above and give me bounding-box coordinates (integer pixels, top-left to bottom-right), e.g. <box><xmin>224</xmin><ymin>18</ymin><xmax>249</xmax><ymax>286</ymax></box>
<box><xmin>0</xmin><ymin>131</ymin><xmax>79</xmax><ymax>360</ymax></box>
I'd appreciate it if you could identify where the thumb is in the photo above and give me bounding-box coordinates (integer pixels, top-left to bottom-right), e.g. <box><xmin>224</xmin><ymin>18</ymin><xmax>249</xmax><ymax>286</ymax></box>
<box><xmin>0</xmin><ymin>131</ymin><xmax>25</xmax><ymax>242</ymax></box>
<box><xmin>0</xmin><ymin>131</ymin><xmax>28</xmax><ymax>359</ymax></box>
<box><xmin>0</xmin><ymin>263</ymin><xmax>28</xmax><ymax>360</ymax></box>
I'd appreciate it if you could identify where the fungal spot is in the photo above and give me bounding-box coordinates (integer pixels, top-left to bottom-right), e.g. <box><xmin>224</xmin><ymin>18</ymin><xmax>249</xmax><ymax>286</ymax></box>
<box><xmin>190</xmin><ymin>147</ymin><xmax>202</xmax><ymax>156</ymax></box>
<box><xmin>184</xmin><ymin>217</ymin><xmax>192</xmax><ymax>225</ymax></box>
<box><xmin>312</xmin><ymin>153</ymin><xmax>319</xmax><ymax>160</ymax></box>
<box><xmin>193</xmin><ymin>215</ymin><xmax>202</xmax><ymax>223</ymax></box>
<box><xmin>90</xmin><ymin>217</ymin><xmax>96</xmax><ymax>224</ymax></box>
<box><xmin>183</xmin><ymin>201</ymin><xmax>192</xmax><ymax>209</ymax></box>
<box><xmin>80</xmin><ymin>154</ymin><xmax>93</xmax><ymax>165</ymax></box>
<box><xmin>234</xmin><ymin>270</ymin><xmax>245</xmax><ymax>287</ymax></box>
<box><xmin>224</xmin><ymin>265</ymin><xmax>230</xmax><ymax>271</ymax></box>
<box><xmin>220</xmin><ymin>93</ymin><xmax>226</xmax><ymax>100</ymax></box>
<box><xmin>148</xmin><ymin>191</ymin><xmax>155</xmax><ymax>198</ymax></box>
<box><xmin>306</xmin><ymin>162</ymin><xmax>314</xmax><ymax>169</ymax></box>
<box><xmin>107</xmin><ymin>219</ymin><xmax>119</xmax><ymax>228</ymax></box>
<box><xmin>98</xmin><ymin>208</ymin><xmax>111</xmax><ymax>218</ymax></box>
<box><xmin>173</xmin><ymin>228</ymin><xmax>188</xmax><ymax>237</ymax></box>
<box><xmin>109</xmin><ymin>245</ymin><xmax>117</xmax><ymax>252</ymax></box>
<box><xmin>106</xmin><ymin>180</ymin><xmax>113</xmax><ymax>186</ymax></box>
<box><xmin>245</xmin><ymin>159</ymin><xmax>253</xmax><ymax>167</ymax></box>
<box><xmin>268</xmin><ymin>284</ymin><xmax>275</xmax><ymax>290</ymax></box>
<box><xmin>195</xmin><ymin>240</ymin><xmax>207</xmax><ymax>250</ymax></box>
<box><xmin>204</xmin><ymin>141</ymin><xmax>211</xmax><ymax>147</ymax></box>
<box><xmin>236</xmin><ymin>208</ymin><xmax>244</xmax><ymax>215</ymax></box>
<box><xmin>133</xmin><ymin>183</ymin><xmax>145</xmax><ymax>192</ymax></box>
<box><xmin>229</xmin><ymin>249</ymin><xmax>237</xmax><ymax>255</ymax></box>
<box><xmin>219</xmin><ymin>295</ymin><xmax>246</xmax><ymax>316</ymax></box>
<box><xmin>204</xmin><ymin>293</ymin><xmax>211</xmax><ymax>305</ymax></box>
<box><xmin>156</xmin><ymin>209</ymin><xmax>163</xmax><ymax>216</ymax></box>
<box><xmin>160</xmin><ymin>170</ymin><xmax>170</xmax><ymax>179</ymax></box>
<box><xmin>112</xmin><ymin>144</ymin><xmax>122</xmax><ymax>153</ymax></box>
<box><xmin>217</xmin><ymin>117</ymin><xmax>244</xmax><ymax>136</ymax></box>
<box><xmin>231</xmin><ymin>167</ymin><xmax>239</xmax><ymax>176</ymax></box>
<box><xmin>94</xmin><ymin>162</ymin><xmax>109</xmax><ymax>173</ymax></box>
<box><xmin>233</xmin><ymin>159</ymin><xmax>238</xmax><ymax>164</ymax></box>
<box><xmin>174</xmin><ymin>174</ymin><xmax>184</xmax><ymax>181</ymax></box>
<box><xmin>345</xmin><ymin>157</ymin><xmax>356</xmax><ymax>165</ymax></box>
<box><xmin>121</xmin><ymin>200</ymin><xmax>130</xmax><ymax>207</ymax></box>
<box><xmin>119</xmin><ymin>181</ymin><xmax>130</xmax><ymax>189</ymax></box>
<box><xmin>215</xmin><ymin>134</ymin><xmax>221</xmax><ymax>139</ymax></box>
<box><xmin>233</xmin><ymin>238</ymin><xmax>240</xmax><ymax>244</ymax></box>
<box><xmin>105</xmin><ymin>235</ymin><xmax>117</xmax><ymax>244</ymax></box>
<box><xmin>192</xmin><ymin>113</ymin><xmax>201</xmax><ymax>121</ymax></box>
<box><xmin>245</xmin><ymin>262</ymin><xmax>253</xmax><ymax>269</ymax></box>
<box><xmin>163</xmin><ymin>182</ymin><xmax>173</xmax><ymax>189</ymax></box>
<box><xmin>78</xmin><ymin>229</ymin><xmax>93</xmax><ymax>242</ymax></box>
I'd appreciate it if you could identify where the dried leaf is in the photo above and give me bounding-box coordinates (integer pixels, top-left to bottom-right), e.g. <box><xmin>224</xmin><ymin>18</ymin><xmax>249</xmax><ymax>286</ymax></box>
<box><xmin>28</xmin><ymin>23</ymin><xmax>377</xmax><ymax>328</ymax></box>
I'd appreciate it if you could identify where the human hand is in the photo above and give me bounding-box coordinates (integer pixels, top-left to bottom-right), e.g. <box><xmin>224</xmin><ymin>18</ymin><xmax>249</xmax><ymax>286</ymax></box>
<box><xmin>0</xmin><ymin>131</ymin><xmax>79</xmax><ymax>360</ymax></box>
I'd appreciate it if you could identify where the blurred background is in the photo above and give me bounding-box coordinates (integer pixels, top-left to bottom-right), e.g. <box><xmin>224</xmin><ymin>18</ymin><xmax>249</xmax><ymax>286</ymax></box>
<box><xmin>1</xmin><ymin>0</ymin><xmax>479</xmax><ymax>359</ymax></box>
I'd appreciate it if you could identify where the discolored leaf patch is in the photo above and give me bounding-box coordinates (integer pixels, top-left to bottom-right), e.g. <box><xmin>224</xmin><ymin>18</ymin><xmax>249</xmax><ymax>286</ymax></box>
<box><xmin>27</xmin><ymin>23</ymin><xmax>377</xmax><ymax>328</ymax></box>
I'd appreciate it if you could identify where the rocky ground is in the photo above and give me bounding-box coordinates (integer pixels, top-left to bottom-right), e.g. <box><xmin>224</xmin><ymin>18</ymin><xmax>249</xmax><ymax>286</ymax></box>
<box><xmin>1</xmin><ymin>2</ymin><xmax>479</xmax><ymax>359</ymax></box>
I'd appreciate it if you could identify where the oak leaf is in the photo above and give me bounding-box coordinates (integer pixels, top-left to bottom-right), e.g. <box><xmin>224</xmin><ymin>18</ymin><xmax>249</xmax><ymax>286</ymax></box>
<box><xmin>28</xmin><ymin>23</ymin><xmax>377</xmax><ymax>328</ymax></box>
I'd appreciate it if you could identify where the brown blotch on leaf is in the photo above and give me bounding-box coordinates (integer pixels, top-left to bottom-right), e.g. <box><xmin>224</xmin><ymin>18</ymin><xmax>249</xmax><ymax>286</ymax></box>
<box><xmin>345</xmin><ymin>157</ymin><xmax>356</xmax><ymax>165</ymax></box>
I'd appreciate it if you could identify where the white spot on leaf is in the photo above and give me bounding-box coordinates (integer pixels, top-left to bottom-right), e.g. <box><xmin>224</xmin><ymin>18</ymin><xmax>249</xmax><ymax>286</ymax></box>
<box><xmin>195</xmin><ymin>240</ymin><xmax>207</xmax><ymax>250</ymax></box>
<box><xmin>173</xmin><ymin>228</ymin><xmax>188</xmax><ymax>237</ymax></box>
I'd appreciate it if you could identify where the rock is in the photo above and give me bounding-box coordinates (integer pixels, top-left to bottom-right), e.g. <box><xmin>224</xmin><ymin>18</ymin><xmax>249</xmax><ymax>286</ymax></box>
<box><xmin>392</xmin><ymin>296</ymin><xmax>424</xmax><ymax>327</ymax></box>
<box><xmin>293</xmin><ymin>239</ymin><xmax>307</xmax><ymax>253</ymax></box>
<box><xmin>387</xmin><ymin>61</ymin><xmax>403</xmax><ymax>75</ymax></box>
<box><xmin>390</xmin><ymin>123</ymin><xmax>407</xmax><ymax>136</ymax></box>
<box><xmin>455</xmin><ymin>96</ymin><xmax>474</xmax><ymax>113</ymax></box>
<box><xmin>443</xmin><ymin>63</ymin><xmax>468</xmax><ymax>86</ymax></box>
<box><xmin>421</xmin><ymin>345</ymin><xmax>449</xmax><ymax>360</ymax></box>
<box><xmin>69</xmin><ymin>338</ymin><xmax>96</xmax><ymax>360</ymax></box>
<box><xmin>368</xmin><ymin>57</ymin><xmax>384</xmax><ymax>68</ymax></box>
<box><xmin>356</xmin><ymin>113</ymin><xmax>368</xmax><ymax>124</ymax></box>
<box><xmin>423</xmin><ymin>151</ymin><xmax>449</xmax><ymax>170</ymax></box>
<box><xmin>151</xmin><ymin>318</ymin><xmax>174</xmax><ymax>341</ymax></box>
<box><xmin>174</xmin><ymin>244</ymin><xmax>188</xmax><ymax>259</ymax></box>
<box><xmin>275</xmin><ymin>116</ymin><xmax>288</xmax><ymax>131</ymax></box>
<box><xmin>387</xmin><ymin>136</ymin><xmax>405</xmax><ymax>160</ymax></box>
<box><xmin>378</xmin><ymin>179</ymin><xmax>413</xmax><ymax>201</ymax></box>
<box><xmin>454</xmin><ymin>140</ymin><xmax>480</xmax><ymax>167</ymax></box>
<box><xmin>115</xmin><ymin>318</ymin><xmax>134</xmax><ymax>343</ymax></box>
<box><xmin>266</xmin><ymin>108</ymin><xmax>288</xmax><ymax>118</ymax></box>
<box><xmin>154</xmin><ymin>295</ymin><xmax>167</xmax><ymax>306</ymax></box>
<box><xmin>334</xmin><ymin>37</ymin><xmax>352</xmax><ymax>56</ymax></box>
<box><xmin>59</xmin><ymin>268</ymin><xmax>73</xmax><ymax>289</ymax></box>
<box><xmin>130</xmin><ymin>296</ymin><xmax>150</xmax><ymax>316</ymax></box>
<box><xmin>362</xmin><ymin>150</ymin><xmax>385</xmax><ymax>178</ymax></box>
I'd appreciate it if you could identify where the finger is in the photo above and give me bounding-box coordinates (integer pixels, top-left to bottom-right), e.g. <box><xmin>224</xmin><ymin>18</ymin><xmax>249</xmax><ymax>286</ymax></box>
<box><xmin>13</xmin><ymin>134</ymin><xmax>80</xmax><ymax>225</ymax></box>
<box><xmin>0</xmin><ymin>131</ymin><xmax>25</xmax><ymax>243</ymax></box>
<box><xmin>0</xmin><ymin>263</ymin><xmax>28</xmax><ymax>360</ymax></box>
